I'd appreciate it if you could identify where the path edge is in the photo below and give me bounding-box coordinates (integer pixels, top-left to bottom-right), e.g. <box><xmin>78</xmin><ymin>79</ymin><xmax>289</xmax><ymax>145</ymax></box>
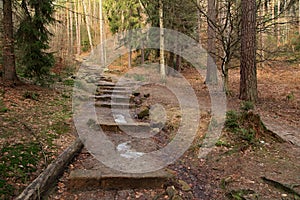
<box><xmin>15</xmin><ymin>137</ymin><xmax>83</xmax><ymax>200</ymax></box>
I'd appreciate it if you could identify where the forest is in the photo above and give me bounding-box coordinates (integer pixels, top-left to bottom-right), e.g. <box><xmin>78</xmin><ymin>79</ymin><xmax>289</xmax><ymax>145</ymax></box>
<box><xmin>0</xmin><ymin>0</ymin><xmax>299</xmax><ymax>199</ymax></box>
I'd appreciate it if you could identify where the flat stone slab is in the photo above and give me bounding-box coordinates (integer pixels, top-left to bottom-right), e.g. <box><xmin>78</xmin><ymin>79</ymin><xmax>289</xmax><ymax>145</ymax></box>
<box><xmin>95</xmin><ymin>102</ymin><xmax>135</xmax><ymax>109</ymax></box>
<box><xmin>94</xmin><ymin>94</ymin><xmax>130</xmax><ymax>103</ymax></box>
<box><xmin>99</xmin><ymin>122</ymin><xmax>150</xmax><ymax>132</ymax></box>
<box><xmin>96</xmin><ymin>81</ymin><xmax>116</xmax><ymax>87</ymax></box>
<box><xmin>261</xmin><ymin>116</ymin><xmax>300</xmax><ymax>147</ymax></box>
<box><xmin>69</xmin><ymin>168</ymin><xmax>175</xmax><ymax>190</ymax></box>
<box><xmin>96</xmin><ymin>90</ymin><xmax>131</xmax><ymax>95</ymax></box>
<box><xmin>97</xmin><ymin>86</ymin><xmax>131</xmax><ymax>91</ymax></box>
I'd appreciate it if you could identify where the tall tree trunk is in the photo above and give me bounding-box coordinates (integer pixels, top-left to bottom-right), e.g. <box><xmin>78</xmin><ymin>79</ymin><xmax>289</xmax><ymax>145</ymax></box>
<box><xmin>277</xmin><ymin>0</ymin><xmax>281</xmax><ymax>47</ymax></box>
<box><xmin>260</xmin><ymin>1</ymin><xmax>265</xmax><ymax>68</ymax></box>
<box><xmin>69</xmin><ymin>2</ymin><xmax>74</xmax><ymax>55</ymax></box>
<box><xmin>99</xmin><ymin>0</ymin><xmax>105</xmax><ymax>64</ymax></box>
<box><xmin>240</xmin><ymin>0</ymin><xmax>258</xmax><ymax>102</ymax></box>
<box><xmin>75</xmin><ymin>0</ymin><xmax>81</xmax><ymax>55</ymax></box>
<box><xmin>197</xmin><ymin>0</ymin><xmax>202</xmax><ymax>42</ymax></box>
<box><xmin>206</xmin><ymin>0</ymin><xmax>218</xmax><ymax>84</ymax></box>
<box><xmin>2</xmin><ymin>0</ymin><xmax>18</xmax><ymax>82</ymax></box>
<box><xmin>82</xmin><ymin>0</ymin><xmax>94</xmax><ymax>52</ymax></box>
<box><xmin>66</xmin><ymin>3</ymin><xmax>70</xmax><ymax>55</ymax></box>
<box><xmin>299</xmin><ymin>0</ymin><xmax>300</xmax><ymax>35</ymax></box>
<box><xmin>159</xmin><ymin>0</ymin><xmax>166</xmax><ymax>82</ymax></box>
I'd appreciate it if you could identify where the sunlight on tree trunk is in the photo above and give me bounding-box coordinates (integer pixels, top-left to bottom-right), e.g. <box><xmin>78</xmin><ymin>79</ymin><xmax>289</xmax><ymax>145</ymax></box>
<box><xmin>75</xmin><ymin>0</ymin><xmax>81</xmax><ymax>55</ymax></box>
<box><xmin>69</xmin><ymin>2</ymin><xmax>74</xmax><ymax>55</ymax></box>
<box><xmin>83</xmin><ymin>0</ymin><xmax>94</xmax><ymax>52</ymax></box>
<box><xmin>99</xmin><ymin>0</ymin><xmax>106</xmax><ymax>65</ymax></box>
<box><xmin>159</xmin><ymin>0</ymin><xmax>166</xmax><ymax>82</ymax></box>
<box><xmin>240</xmin><ymin>0</ymin><xmax>258</xmax><ymax>102</ymax></box>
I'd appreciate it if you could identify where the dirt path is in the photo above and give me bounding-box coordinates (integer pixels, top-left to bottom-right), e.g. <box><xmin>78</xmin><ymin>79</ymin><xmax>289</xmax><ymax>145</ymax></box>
<box><xmin>47</xmin><ymin>63</ymin><xmax>299</xmax><ymax>200</ymax></box>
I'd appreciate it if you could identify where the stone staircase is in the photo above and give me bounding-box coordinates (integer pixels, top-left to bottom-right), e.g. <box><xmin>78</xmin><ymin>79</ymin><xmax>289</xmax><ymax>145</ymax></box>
<box><xmin>69</xmin><ymin>73</ymin><xmax>174</xmax><ymax>192</ymax></box>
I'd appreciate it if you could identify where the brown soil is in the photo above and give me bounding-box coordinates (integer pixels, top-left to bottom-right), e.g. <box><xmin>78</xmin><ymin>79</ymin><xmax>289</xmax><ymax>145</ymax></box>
<box><xmin>49</xmin><ymin>62</ymin><xmax>299</xmax><ymax>199</ymax></box>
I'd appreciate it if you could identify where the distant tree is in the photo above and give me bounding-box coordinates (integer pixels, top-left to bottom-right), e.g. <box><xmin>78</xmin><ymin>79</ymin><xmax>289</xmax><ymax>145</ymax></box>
<box><xmin>104</xmin><ymin>0</ymin><xmax>143</xmax><ymax>67</ymax></box>
<box><xmin>239</xmin><ymin>0</ymin><xmax>258</xmax><ymax>102</ymax></box>
<box><xmin>2</xmin><ymin>0</ymin><xmax>18</xmax><ymax>83</ymax></box>
<box><xmin>16</xmin><ymin>0</ymin><xmax>55</xmax><ymax>83</ymax></box>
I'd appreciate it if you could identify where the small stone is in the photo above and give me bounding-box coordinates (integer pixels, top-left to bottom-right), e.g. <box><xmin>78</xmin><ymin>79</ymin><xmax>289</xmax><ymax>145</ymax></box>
<box><xmin>137</xmin><ymin>108</ymin><xmax>149</xmax><ymax>119</ymax></box>
<box><xmin>132</xmin><ymin>91</ymin><xmax>140</xmax><ymax>96</ymax></box>
<box><xmin>178</xmin><ymin>180</ymin><xmax>191</xmax><ymax>191</ymax></box>
<box><xmin>281</xmin><ymin>194</ymin><xmax>288</xmax><ymax>197</ymax></box>
<box><xmin>151</xmin><ymin>128</ymin><xmax>160</xmax><ymax>134</ymax></box>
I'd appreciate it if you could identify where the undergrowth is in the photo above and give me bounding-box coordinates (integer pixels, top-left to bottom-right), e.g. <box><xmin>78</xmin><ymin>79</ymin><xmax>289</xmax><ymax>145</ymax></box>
<box><xmin>0</xmin><ymin>142</ymin><xmax>41</xmax><ymax>198</ymax></box>
<box><xmin>221</xmin><ymin>101</ymin><xmax>279</xmax><ymax>151</ymax></box>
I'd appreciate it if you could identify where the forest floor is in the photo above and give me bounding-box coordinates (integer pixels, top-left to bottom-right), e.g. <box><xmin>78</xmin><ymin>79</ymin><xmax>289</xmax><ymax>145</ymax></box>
<box><xmin>0</xmin><ymin>61</ymin><xmax>299</xmax><ymax>199</ymax></box>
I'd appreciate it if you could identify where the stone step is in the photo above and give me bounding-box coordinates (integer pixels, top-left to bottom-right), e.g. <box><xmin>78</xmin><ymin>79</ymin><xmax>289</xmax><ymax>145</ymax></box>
<box><xmin>96</xmin><ymin>81</ymin><xmax>115</xmax><ymax>87</ymax></box>
<box><xmin>94</xmin><ymin>94</ymin><xmax>130</xmax><ymax>103</ymax></box>
<box><xmin>97</xmin><ymin>86</ymin><xmax>131</xmax><ymax>91</ymax></box>
<box><xmin>95</xmin><ymin>102</ymin><xmax>135</xmax><ymax>109</ymax></box>
<box><xmin>99</xmin><ymin>76</ymin><xmax>113</xmax><ymax>82</ymax></box>
<box><xmin>68</xmin><ymin>168</ymin><xmax>174</xmax><ymax>190</ymax></box>
<box><xmin>99</xmin><ymin>122</ymin><xmax>150</xmax><ymax>132</ymax></box>
<box><xmin>96</xmin><ymin>90</ymin><xmax>131</xmax><ymax>95</ymax></box>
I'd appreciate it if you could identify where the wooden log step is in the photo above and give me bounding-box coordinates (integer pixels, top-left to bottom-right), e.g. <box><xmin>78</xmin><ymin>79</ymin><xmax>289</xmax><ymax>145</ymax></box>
<box><xmin>68</xmin><ymin>168</ymin><xmax>175</xmax><ymax>190</ymax></box>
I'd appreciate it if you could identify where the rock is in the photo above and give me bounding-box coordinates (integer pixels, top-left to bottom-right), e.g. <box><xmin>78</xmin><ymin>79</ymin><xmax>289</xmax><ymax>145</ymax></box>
<box><xmin>178</xmin><ymin>180</ymin><xmax>191</xmax><ymax>191</ymax></box>
<box><xmin>137</xmin><ymin>107</ymin><xmax>150</xmax><ymax>119</ymax></box>
<box><xmin>144</xmin><ymin>93</ymin><xmax>150</xmax><ymax>98</ymax></box>
<box><xmin>149</xmin><ymin>104</ymin><xmax>166</xmax><ymax>126</ymax></box>
<box><xmin>132</xmin><ymin>91</ymin><xmax>141</xmax><ymax>96</ymax></box>
<box><xmin>151</xmin><ymin>128</ymin><xmax>160</xmax><ymax>134</ymax></box>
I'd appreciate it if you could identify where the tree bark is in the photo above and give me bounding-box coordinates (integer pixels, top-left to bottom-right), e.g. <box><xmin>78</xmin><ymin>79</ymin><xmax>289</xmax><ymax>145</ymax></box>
<box><xmin>239</xmin><ymin>0</ymin><xmax>258</xmax><ymax>102</ymax></box>
<box><xmin>99</xmin><ymin>0</ymin><xmax>106</xmax><ymax>65</ymax></box>
<box><xmin>2</xmin><ymin>0</ymin><xmax>18</xmax><ymax>82</ymax></box>
<box><xmin>82</xmin><ymin>0</ymin><xmax>94</xmax><ymax>52</ymax></box>
<box><xmin>69</xmin><ymin>2</ymin><xmax>74</xmax><ymax>55</ymax></box>
<box><xmin>159</xmin><ymin>0</ymin><xmax>166</xmax><ymax>82</ymax></box>
<box><xmin>75</xmin><ymin>0</ymin><xmax>82</xmax><ymax>55</ymax></box>
<box><xmin>206</xmin><ymin>0</ymin><xmax>218</xmax><ymax>84</ymax></box>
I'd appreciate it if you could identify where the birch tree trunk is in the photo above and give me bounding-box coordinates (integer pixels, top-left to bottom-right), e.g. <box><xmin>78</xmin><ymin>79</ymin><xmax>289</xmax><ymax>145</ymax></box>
<box><xmin>159</xmin><ymin>0</ymin><xmax>166</xmax><ymax>82</ymax></box>
<box><xmin>82</xmin><ymin>0</ymin><xmax>94</xmax><ymax>52</ymax></box>
<box><xmin>99</xmin><ymin>0</ymin><xmax>105</xmax><ymax>65</ymax></box>
<box><xmin>75</xmin><ymin>0</ymin><xmax>81</xmax><ymax>55</ymax></box>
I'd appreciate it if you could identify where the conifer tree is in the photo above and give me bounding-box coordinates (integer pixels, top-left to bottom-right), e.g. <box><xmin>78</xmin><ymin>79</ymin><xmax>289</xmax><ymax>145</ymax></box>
<box><xmin>16</xmin><ymin>0</ymin><xmax>55</xmax><ymax>83</ymax></box>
